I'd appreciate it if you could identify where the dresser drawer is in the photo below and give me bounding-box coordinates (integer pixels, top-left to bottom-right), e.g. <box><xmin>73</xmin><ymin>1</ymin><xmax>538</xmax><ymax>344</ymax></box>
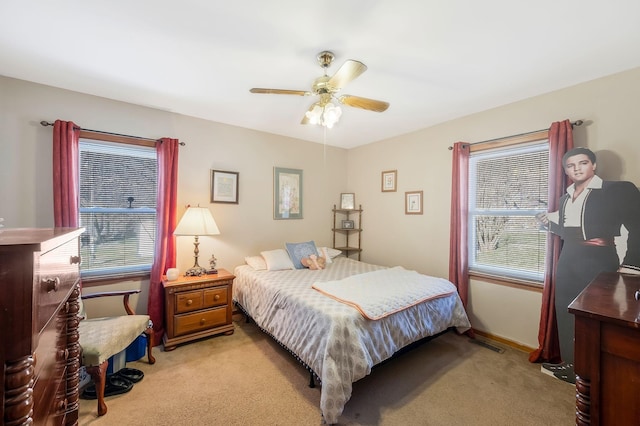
<box><xmin>33</xmin><ymin>364</ymin><xmax>67</xmax><ymax>425</ymax></box>
<box><xmin>174</xmin><ymin>307</ymin><xmax>227</xmax><ymax>336</ymax></box>
<box><xmin>32</xmin><ymin>309</ymin><xmax>67</xmax><ymax>424</ymax></box>
<box><xmin>203</xmin><ymin>285</ymin><xmax>229</xmax><ymax>308</ymax></box>
<box><xmin>602</xmin><ymin>321</ymin><xmax>640</xmax><ymax>361</ymax></box>
<box><xmin>36</xmin><ymin>238</ymin><xmax>80</xmax><ymax>334</ymax></box>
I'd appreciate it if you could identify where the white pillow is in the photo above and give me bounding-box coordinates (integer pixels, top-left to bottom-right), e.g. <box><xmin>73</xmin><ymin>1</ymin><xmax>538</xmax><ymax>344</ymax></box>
<box><xmin>317</xmin><ymin>246</ymin><xmax>342</xmax><ymax>264</ymax></box>
<box><xmin>260</xmin><ymin>249</ymin><xmax>295</xmax><ymax>271</ymax></box>
<box><xmin>245</xmin><ymin>255</ymin><xmax>267</xmax><ymax>271</ymax></box>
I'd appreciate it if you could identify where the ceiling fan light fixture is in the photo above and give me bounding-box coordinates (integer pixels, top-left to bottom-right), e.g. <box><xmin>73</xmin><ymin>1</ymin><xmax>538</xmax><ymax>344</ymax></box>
<box><xmin>305</xmin><ymin>102</ymin><xmax>341</xmax><ymax>128</ymax></box>
<box><xmin>305</xmin><ymin>103</ymin><xmax>324</xmax><ymax>125</ymax></box>
<box><xmin>323</xmin><ymin>102</ymin><xmax>342</xmax><ymax>129</ymax></box>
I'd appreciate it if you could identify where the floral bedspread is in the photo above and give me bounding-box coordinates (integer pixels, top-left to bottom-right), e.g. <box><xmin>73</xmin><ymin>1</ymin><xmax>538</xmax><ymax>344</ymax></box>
<box><xmin>233</xmin><ymin>257</ymin><xmax>471</xmax><ymax>424</ymax></box>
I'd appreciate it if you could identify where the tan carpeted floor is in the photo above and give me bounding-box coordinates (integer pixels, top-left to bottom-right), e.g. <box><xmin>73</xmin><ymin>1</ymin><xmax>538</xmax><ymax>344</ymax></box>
<box><xmin>78</xmin><ymin>315</ymin><xmax>575</xmax><ymax>425</ymax></box>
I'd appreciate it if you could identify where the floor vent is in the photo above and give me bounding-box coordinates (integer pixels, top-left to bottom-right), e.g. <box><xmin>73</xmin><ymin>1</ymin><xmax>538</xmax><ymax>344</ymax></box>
<box><xmin>469</xmin><ymin>338</ymin><xmax>505</xmax><ymax>353</ymax></box>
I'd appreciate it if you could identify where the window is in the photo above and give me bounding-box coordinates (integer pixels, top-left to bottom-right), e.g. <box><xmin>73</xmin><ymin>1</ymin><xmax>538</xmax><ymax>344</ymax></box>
<box><xmin>468</xmin><ymin>141</ymin><xmax>549</xmax><ymax>282</ymax></box>
<box><xmin>79</xmin><ymin>138</ymin><xmax>157</xmax><ymax>279</ymax></box>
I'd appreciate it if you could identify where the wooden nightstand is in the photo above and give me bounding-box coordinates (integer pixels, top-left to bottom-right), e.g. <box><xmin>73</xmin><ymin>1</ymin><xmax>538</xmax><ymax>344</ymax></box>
<box><xmin>162</xmin><ymin>268</ymin><xmax>235</xmax><ymax>351</ymax></box>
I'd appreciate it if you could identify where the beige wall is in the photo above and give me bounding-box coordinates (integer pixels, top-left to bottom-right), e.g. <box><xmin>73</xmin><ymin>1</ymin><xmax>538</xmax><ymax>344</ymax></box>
<box><xmin>2</xmin><ymin>67</ymin><xmax>638</xmax><ymax>346</ymax></box>
<box><xmin>348</xmin><ymin>66</ymin><xmax>640</xmax><ymax>348</ymax></box>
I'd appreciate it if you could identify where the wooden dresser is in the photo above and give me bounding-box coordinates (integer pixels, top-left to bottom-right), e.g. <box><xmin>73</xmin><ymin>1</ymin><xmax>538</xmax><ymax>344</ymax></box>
<box><xmin>568</xmin><ymin>272</ymin><xmax>640</xmax><ymax>426</ymax></box>
<box><xmin>1</xmin><ymin>228</ymin><xmax>84</xmax><ymax>426</ymax></box>
<box><xmin>162</xmin><ymin>269</ymin><xmax>235</xmax><ymax>351</ymax></box>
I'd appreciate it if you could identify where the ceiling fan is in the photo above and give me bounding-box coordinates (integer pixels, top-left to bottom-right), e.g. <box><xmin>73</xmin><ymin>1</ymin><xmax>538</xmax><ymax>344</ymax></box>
<box><xmin>249</xmin><ymin>51</ymin><xmax>390</xmax><ymax>128</ymax></box>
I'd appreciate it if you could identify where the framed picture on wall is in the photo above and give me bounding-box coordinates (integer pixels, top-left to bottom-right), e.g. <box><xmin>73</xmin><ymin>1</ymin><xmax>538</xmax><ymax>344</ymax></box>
<box><xmin>274</xmin><ymin>167</ymin><xmax>303</xmax><ymax>219</ymax></box>
<box><xmin>211</xmin><ymin>170</ymin><xmax>239</xmax><ymax>204</ymax></box>
<box><xmin>405</xmin><ymin>190</ymin><xmax>423</xmax><ymax>215</ymax></box>
<box><xmin>381</xmin><ymin>170</ymin><xmax>397</xmax><ymax>192</ymax></box>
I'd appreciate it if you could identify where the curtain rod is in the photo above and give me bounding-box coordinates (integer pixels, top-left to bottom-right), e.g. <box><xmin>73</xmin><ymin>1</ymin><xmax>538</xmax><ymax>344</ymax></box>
<box><xmin>39</xmin><ymin>121</ymin><xmax>186</xmax><ymax>146</ymax></box>
<box><xmin>447</xmin><ymin>120</ymin><xmax>584</xmax><ymax>150</ymax></box>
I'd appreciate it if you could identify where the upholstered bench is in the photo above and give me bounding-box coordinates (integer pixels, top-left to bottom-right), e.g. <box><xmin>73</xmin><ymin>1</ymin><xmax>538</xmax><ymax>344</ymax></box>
<box><xmin>79</xmin><ymin>290</ymin><xmax>156</xmax><ymax>416</ymax></box>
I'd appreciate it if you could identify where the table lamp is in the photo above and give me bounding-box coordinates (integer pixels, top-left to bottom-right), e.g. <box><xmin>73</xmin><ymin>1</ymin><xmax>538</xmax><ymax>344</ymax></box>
<box><xmin>174</xmin><ymin>206</ymin><xmax>220</xmax><ymax>276</ymax></box>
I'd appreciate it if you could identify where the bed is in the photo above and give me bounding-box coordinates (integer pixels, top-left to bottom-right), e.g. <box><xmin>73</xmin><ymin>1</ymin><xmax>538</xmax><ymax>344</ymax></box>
<box><xmin>233</xmin><ymin>255</ymin><xmax>471</xmax><ymax>424</ymax></box>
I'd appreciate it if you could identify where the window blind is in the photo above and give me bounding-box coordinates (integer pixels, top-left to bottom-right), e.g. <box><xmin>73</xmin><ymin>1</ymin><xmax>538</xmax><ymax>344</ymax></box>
<box><xmin>468</xmin><ymin>142</ymin><xmax>549</xmax><ymax>281</ymax></box>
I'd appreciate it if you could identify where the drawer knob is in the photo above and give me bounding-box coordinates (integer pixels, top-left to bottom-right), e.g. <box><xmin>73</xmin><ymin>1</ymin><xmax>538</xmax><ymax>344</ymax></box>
<box><xmin>186</xmin><ymin>299</ymin><xmax>193</xmax><ymax>306</ymax></box>
<box><xmin>57</xmin><ymin>348</ymin><xmax>69</xmax><ymax>361</ymax></box>
<box><xmin>214</xmin><ymin>294</ymin><xmax>220</xmax><ymax>301</ymax></box>
<box><xmin>57</xmin><ymin>398</ymin><xmax>67</xmax><ymax>411</ymax></box>
<box><xmin>200</xmin><ymin>318</ymin><xmax>206</xmax><ymax>325</ymax></box>
<box><xmin>70</xmin><ymin>255</ymin><xmax>81</xmax><ymax>265</ymax></box>
<box><xmin>43</xmin><ymin>277</ymin><xmax>60</xmax><ymax>292</ymax></box>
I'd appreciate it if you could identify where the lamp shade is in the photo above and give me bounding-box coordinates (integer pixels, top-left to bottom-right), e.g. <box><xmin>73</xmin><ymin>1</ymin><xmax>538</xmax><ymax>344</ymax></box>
<box><xmin>174</xmin><ymin>207</ymin><xmax>220</xmax><ymax>236</ymax></box>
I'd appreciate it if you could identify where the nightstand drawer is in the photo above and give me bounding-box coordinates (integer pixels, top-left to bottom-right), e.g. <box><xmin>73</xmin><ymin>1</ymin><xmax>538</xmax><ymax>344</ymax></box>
<box><xmin>174</xmin><ymin>307</ymin><xmax>227</xmax><ymax>336</ymax></box>
<box><xmin>175</xmin><ymin>290</ymin><xmax>204</xmax><ymax>313</ymax></box>
<box><xmin>203</xmin><ymin>285</ymin><xmax>228</xmax><ymax>308</ymax></box>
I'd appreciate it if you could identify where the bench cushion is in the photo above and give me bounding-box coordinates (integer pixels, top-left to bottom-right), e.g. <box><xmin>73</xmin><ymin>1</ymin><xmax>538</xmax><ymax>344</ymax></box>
<box><xmin>79</xmin><ymin>315</ymin><xmax>150</xmax><ymax>366</ymax></box>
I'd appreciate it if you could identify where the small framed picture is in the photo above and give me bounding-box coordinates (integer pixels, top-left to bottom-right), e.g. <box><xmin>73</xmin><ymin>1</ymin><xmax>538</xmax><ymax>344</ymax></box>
<box><xmin>342</xmin><ymin>220</ymin><xmax>355</xmax><ymax>229</ymax></box>
<box><xmin>211</xmin><ymin>170</ymin><xmax>239</xmax><ymax>204</ymax></box>
<box><xmin>274</xmin><ymin>167</ymin><xmax>303</xmax><ymax>220</ymax></box>
<box><xmin>381</xmin><ymin>170</ymin><xmax>397</xmax><ymax>192</ymax></box>
<box><xmin>340</xmin><ymin>193</ymin><xmax>355</xmax><ymax>210</ymax></box>
<box><xmin>405</xmin><ymin>190</ymin><xmax>423</xmax><ymax>215</ymax></box>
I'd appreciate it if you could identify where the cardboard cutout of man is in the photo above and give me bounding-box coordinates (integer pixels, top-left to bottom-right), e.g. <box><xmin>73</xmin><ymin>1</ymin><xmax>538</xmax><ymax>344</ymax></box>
<box><xmin>537</xmin><ymin>147</ymin><xmax>640</xmax><ymax>383</ymax></box>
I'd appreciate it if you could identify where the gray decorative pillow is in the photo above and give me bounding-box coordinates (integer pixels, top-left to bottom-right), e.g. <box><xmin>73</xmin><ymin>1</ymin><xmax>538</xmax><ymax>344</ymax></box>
<box><xmin>285</xmin><ymin>240</ymin><xmax>319</xmax><ymax>269</ymax></box>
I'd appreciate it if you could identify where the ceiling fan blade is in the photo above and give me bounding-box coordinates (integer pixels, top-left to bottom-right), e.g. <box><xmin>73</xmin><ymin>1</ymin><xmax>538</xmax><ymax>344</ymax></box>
<box><xmin>327</xmin><ymin>60</ymin><xmax>367</xmax><ymax>91</ymax></box>
<box><xmin>250</xmin><ymin>88</ymin><xmax>311</xmax><ymax>96</ymax></box>
<box><xmin>338</xmin><ymin>95</ymin><xmax>390</xmax><ymax>112</ymax></box>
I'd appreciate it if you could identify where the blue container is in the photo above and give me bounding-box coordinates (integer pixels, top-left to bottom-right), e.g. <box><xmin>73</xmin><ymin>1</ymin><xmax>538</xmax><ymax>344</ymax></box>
<box><xmin>125</xmin><ymin>334</ymin><xmax>147</xmax><ymax>362</ymax></box>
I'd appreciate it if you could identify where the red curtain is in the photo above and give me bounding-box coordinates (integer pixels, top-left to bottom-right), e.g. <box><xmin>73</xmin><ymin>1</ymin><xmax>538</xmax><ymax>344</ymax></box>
<box><xmin>449</xmin><ymin>142</ymin><xmax>473</xmax><ymax>315</ymax></box>
<box><xmin>528</xmin><ymin>120</ymin><xmax>574</xmax><ymax>363</ymax></box>
<box><xmin>53</xmin><ymin>120</ymin><xmax>80</xmax><ymax>227</ymax></box>
<box><xmin>148</xmin><ymin>137</ymin><xmax>179</xmax><ymax>345</ymax></box>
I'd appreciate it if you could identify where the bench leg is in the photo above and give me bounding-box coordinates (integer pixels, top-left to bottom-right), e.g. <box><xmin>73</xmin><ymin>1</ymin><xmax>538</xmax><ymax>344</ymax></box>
<box><xmin>144</xmin><ymin>328</ymin><xmax>156</xmax><ymax>364</ymax></box>
<box><xmin>86</xmin><ymin>361</ymin><xmax>109</xmax><ymax>416</ymax></box>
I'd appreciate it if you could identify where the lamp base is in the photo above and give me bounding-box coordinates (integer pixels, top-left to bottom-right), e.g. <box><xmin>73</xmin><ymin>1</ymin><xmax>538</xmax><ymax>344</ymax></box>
<box><xmin>184</xmin><ymin>265</ymin><xmax>208</xmax><ymax>277</ymax></box>
<box><xmin>205</xmin><ymin>268</ymin><xmax>218</xmax><ymax>275</ymax></box>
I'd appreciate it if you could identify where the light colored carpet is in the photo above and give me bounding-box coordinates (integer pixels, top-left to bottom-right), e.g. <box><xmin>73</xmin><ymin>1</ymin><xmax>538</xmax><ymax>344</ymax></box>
<box><xmin>78</xmin><ymin>316</ymin><xmax>575</xmax><ymax>425</ymax></box>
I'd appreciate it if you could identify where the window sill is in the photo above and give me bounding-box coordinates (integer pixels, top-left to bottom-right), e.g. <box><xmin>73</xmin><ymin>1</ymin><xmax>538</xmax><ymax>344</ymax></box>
<box><xmin>81</xmin><ymin>271</ymin><xmax>150</xmax><ymax>288</ymax></box>
<box><xmin>469</xmin><ymin>270</ymin><xmax>543</xmax><ymax>292</ymax></box>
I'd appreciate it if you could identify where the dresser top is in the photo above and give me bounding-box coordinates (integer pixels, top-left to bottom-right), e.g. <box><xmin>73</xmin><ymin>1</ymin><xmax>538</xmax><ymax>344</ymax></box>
<box><xmin>569</xmin><ymin>272</ymin><xmax>640</xmax><ymax>327</ymax></box>
<box><xmin>0</xmin><ymin>227</ymin><xmax>85</xmax><ymax>251</ymax></box>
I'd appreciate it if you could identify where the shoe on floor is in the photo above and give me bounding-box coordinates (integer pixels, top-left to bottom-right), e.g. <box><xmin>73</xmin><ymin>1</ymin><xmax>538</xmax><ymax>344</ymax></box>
<box><xmin>81</xmin><ymin>374</ymin><xmax>134</xmax><ymax>400</ymax></box>
<box><xmin>542</xmin><ymin>362</ymin><xmax>573</xmax><ymax>373</ymax></box>
<box><xmin>553</xmin><ymin>364</ymin><xmax>576</xmax><ymax>384</ymax></box>
<box><xmin>115</xmin><ymin>367</ymin><xmax>144</xmax><ymax>383</ymax></box>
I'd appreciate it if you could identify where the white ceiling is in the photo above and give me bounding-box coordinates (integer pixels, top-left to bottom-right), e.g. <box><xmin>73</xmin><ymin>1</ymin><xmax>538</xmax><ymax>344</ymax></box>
<box><xmin>2</xmin><ymin>1</ymin><xmax>640</xmax><ymax>149</ymax></box>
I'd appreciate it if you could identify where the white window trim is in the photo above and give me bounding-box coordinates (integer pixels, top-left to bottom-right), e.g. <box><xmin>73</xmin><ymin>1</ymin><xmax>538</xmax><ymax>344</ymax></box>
<box><xmin>78</xmin><ymin>134</ymin><xmax>158</xmax><ymax>281</ymax></box>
